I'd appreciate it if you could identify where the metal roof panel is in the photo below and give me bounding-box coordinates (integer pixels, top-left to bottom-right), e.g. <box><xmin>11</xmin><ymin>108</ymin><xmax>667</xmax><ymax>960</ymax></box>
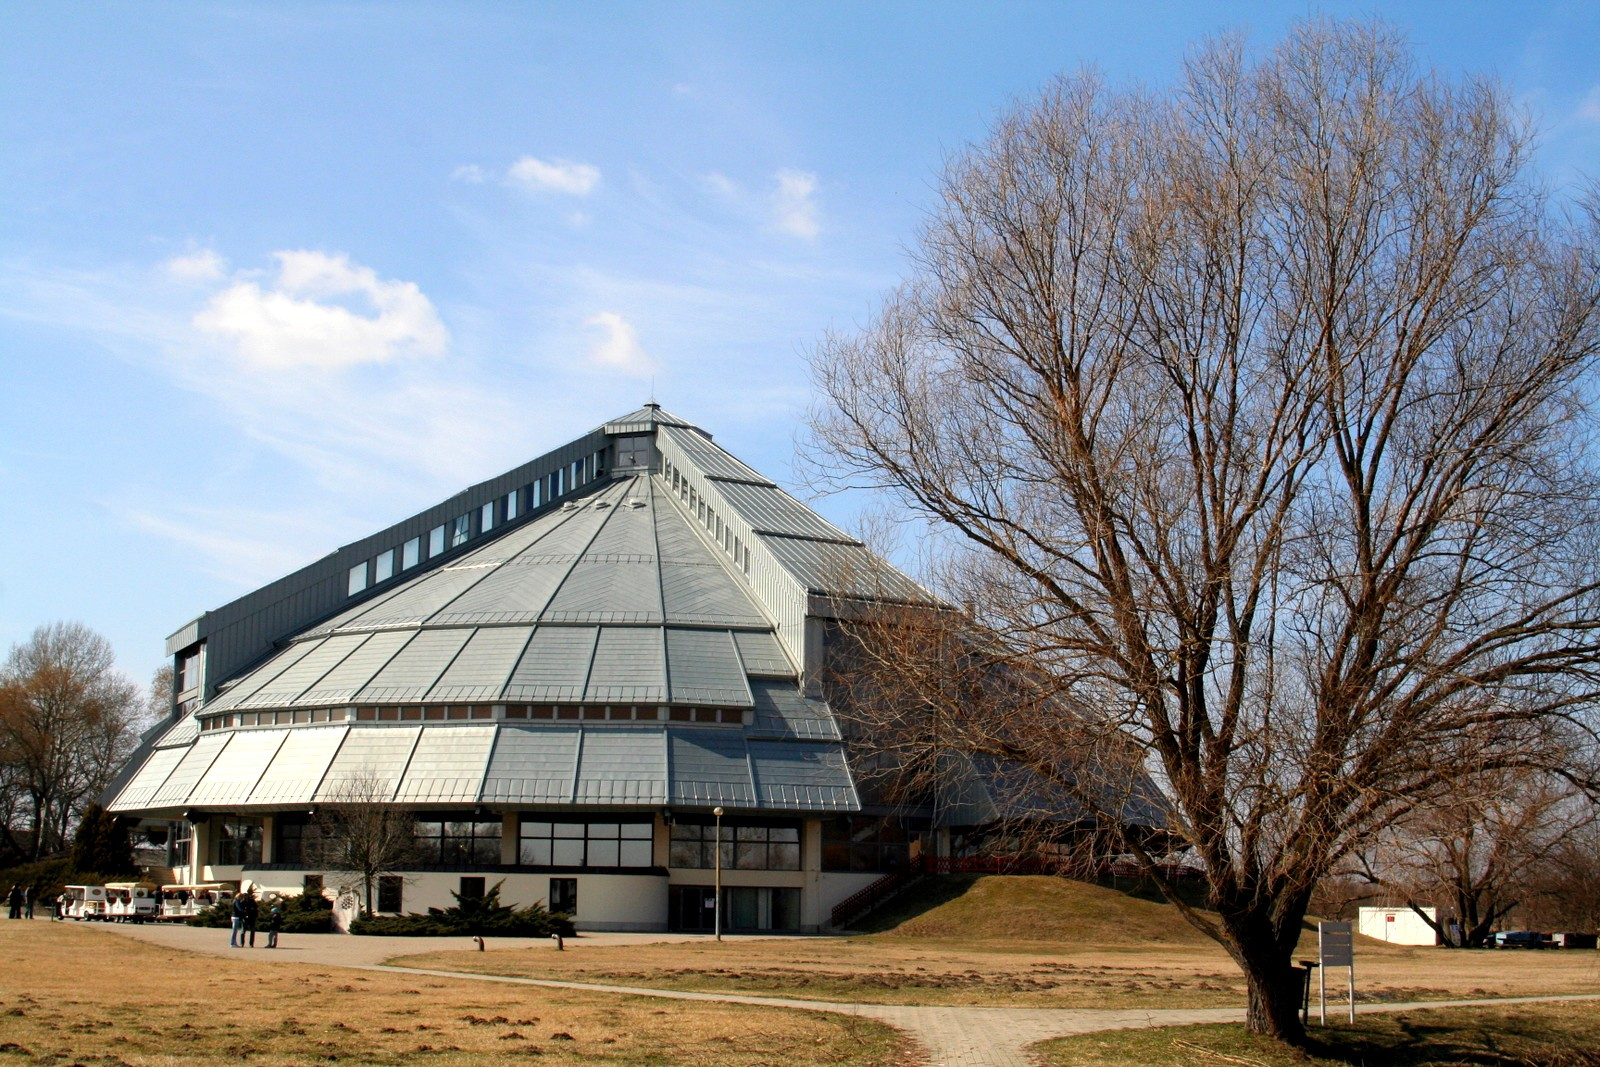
<box><xmin>667</xmin><ymin>728</ymin><xmax>755</xmax><ymax>806</ymax></box>
<box><xmin>481</xmin><ymin>725</ymin><xmax>579</xmax><ymax>804</ymax></box>
<box><xmin>149</xmin><ymin>731</ymin><xmax>230</xmax><ymax>807</ymax></box>
<box><xmin>314</xmin><ymin>726</ymin><xmax>421</xmax><ymax>802</ymax></box>
<box><xmin>584</xmin><ymin>627</ymin><xmax>667</xmax><ymax>703</ymax></box>
<box><xmin>573</xmin><ymin>728</ymin><xmax>666</xmax><ymax>804</ymax></box>
<box><xmin>297</xmin><ymin>629</ymin><xmax>414</xmax><ymax>705</ymax></box>
<box><xmin>425</xmin><ymin>626</ymin><xmax>533</xmax><ymax>702</ymax></box>
<box><xmin>247</xmin><ymin>725</ymin><xmax>349</xmax><ymax>805</ymax></box>
<box><xmin>665</xmin><ymin>629</ymin><xmax>751</xmax><ymax>706</ymax></box>
<box><xmin>107</xmin><ymin>743</ymin><xmax>188</xmax><ymax>811</ymax></box>
<box><xmin>187</xmin><ymin>729</ymin><xmax>290</xmax><ymax>805</ymax></box>
<box><xmin>353</xmin><ymin>628</ymin><xmax>473</xmax><ymax>702</ymax></box>
<box><xmin>393</xmin><ymin>725</ymin><xmax>495</xmax><ymax>803</ymax></box>
<box><xmin>504</xmin><ymin>626</ymin><xmax>597</xmax><ymax>702</ymax></box>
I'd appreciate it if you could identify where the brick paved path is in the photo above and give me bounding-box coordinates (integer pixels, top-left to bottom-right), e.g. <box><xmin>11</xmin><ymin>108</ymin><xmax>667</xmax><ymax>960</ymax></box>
<box><xmin>94</xmin><ymin>922</ymin><xmax>1600</xmax><ymax>1067</ymax></box>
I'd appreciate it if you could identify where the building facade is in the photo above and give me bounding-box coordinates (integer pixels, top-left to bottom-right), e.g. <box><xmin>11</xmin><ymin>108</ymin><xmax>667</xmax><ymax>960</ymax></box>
<box><xmin>105</xmin><ymin>406</ymin><xmax>946</xmax><ymax>931</ymax></box>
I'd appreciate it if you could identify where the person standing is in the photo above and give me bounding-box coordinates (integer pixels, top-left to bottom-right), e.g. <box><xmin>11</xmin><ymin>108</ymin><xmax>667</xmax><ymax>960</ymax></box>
<box><xmin>6</xmin><ymin>885</ymin><xmax>21</xmax><ymax>920</ymax></box>
<box><xmin>22</xmin><ymin>886</ymin><xmax>32</xmax><ymax>920</ymax></box>
<box><xmin>229</xmin><ymin>893</ymin><xmax>247</xmax><ymax>947</ymax></box>
<box><xmin>241</xmin><ymin>890</ymin><xmax>259</xmax><ymax>948</ymax></box>
<box><xmin>266</xmin><ymin>903</ymin><xmax>283</xmax><ymax>948</ymax></box>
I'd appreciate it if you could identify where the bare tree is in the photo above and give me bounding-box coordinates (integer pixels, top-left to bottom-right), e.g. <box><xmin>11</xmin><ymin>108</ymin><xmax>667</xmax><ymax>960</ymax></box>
<box><xmin>808</xmin><ymin>19</ymin><xmax>1600</xmax><ymax>1043</ymax></box>
<box><xmin>0</xmin><ymin>623</ymin><xmax>142</xmax><ymax>860</ymax></box>
<box><xmin>1359</xmin><ymin>768</ymin><xmax>1589</xmax><ymax>946</ymax></box>
<box><xmin>305</xmin><ymin>773</ymin><xmax>419</xmax><ymax>918</ymax></box>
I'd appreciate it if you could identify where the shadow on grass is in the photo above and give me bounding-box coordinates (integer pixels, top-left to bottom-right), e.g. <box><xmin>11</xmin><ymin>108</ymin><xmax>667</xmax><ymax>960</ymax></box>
<box><xmin>1041</xmin><ymin>1009</ymin><xmax>1600</xmax><ymax>1067</ymax></box>
<box><xmin>850</xmin><ymin>875</ymin><xmax>983</xmax><ymax>934</ymax></box>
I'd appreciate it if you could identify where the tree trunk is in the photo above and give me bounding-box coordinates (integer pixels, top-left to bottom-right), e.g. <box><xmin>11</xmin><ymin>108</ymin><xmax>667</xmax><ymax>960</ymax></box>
<box><xmin>1241</xmin><ymin>951</ymin><xmax>1308</xmax><ymax>1043</ymax></box>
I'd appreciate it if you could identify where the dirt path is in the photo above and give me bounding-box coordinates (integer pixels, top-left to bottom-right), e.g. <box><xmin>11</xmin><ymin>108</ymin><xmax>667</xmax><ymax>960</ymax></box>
<box><xmin>92</xmin><ymin>921</ymin><xmax>1600</xmax><ymax>1067</ymax></box>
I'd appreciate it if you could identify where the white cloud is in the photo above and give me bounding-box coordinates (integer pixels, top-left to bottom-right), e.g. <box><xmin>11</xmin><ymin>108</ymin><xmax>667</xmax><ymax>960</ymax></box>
<box><xmin>703</xmin><ymin>172</ymin><xmax>738</xmax><ymax>198</ymax></box>
<box><xmin>770</xmin><ymin>169</ymin><xmax>820</xmax><ymax>240</ymax></box>
<box><xmin>1578</xmin><ymin>86</ymin><xmax>1600</xmax><ymax>123</ymax></box>
<box><xmin>583</xmin><ymin>311</ymin><xmax>657</xmax><ymax>377</ymax></box>
<box><xmin>165</xmin><ymin>248</ymin><xmax>227</xmax><ymax>283</ymax></box>
<box><xmin>451</xmin><ymin>163</ymin><xmax>488</xmax><ymax>183</ymax></box>
<box><xmin>506</xmin><ymin>155</ymin><xmax>602</xmax><ymax>196</ymax></box>
<box><xmin>193</xmin><ymin>250</ymin><xmax>448</xmax><ymax>370</ymax></box>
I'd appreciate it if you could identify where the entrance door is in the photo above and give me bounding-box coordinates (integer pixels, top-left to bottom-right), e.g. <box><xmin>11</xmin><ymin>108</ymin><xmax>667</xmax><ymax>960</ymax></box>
<box><xmin>668</xmin><ymin>885</ymin><xmax>717</xmax><ymax>931</ymax></box>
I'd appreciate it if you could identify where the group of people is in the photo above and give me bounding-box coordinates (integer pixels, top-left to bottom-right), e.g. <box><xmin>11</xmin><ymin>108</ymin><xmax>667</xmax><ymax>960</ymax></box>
<box><xmin>229</xmin><ymin>889</ymin><xmax>283</xmax><ymax>948</ymax></box>
<box><xmin>5</xmin><ymin>885</ymin><xmax>31</xmax><ymax>919</ymax></box>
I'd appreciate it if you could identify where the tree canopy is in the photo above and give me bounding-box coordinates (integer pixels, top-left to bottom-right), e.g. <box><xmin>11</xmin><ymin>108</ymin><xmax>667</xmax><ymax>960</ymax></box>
<box><xmin>809</xmin><ymin>18</ymin><xmax>1600</xmax><ymax>1043</ymax></box>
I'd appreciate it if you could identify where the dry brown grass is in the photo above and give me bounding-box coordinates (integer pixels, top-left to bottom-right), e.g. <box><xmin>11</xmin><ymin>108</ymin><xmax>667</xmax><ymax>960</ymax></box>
<box><xmin>394</xmin><ymin>877</ymin><xmax>1600</xmax><ymax>1010</ymax></box>
<box><xmin>0</xmin><ymin>920</ymin><xmax>913</xmax><ymax>1066</ymax></box>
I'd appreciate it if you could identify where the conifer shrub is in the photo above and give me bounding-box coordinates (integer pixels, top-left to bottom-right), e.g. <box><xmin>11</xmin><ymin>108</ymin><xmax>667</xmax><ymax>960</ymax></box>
<box><xmin>350</xmin><ymin>881</ymin><xmax>574</xmax><ymax>937</ymax></box>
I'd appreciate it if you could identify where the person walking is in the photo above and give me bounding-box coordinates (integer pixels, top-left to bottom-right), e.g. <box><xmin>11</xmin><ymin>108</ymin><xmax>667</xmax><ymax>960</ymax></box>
<box><xmin>6</xmin><ymin>885</ymin><xmax>21</xmax><ymax>920</ymax></box>
<box><xmin>22</xmin><ymin>886</ymin><xmax>32</xmax><ymax>920</ymax></box>
<box><xmin>266</xmin><ymin>902</ymin><xmax>283</xmax><ymax>948</ymax></box>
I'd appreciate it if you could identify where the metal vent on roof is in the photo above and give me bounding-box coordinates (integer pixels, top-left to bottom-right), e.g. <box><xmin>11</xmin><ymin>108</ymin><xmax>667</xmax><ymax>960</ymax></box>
<box><xmin>627</xmin><ymin>499</ymin><xmax>646</xmax><ymax>509</ymax></box>
<box><xmin>561</xmin><ymin>501</ymin><xmax>579</xmax><ymax>511</ymax></box>
<box><xmin>593</xmin><ymin>501</ymin><xmax>611</xmax><ymax>509</ymax></box>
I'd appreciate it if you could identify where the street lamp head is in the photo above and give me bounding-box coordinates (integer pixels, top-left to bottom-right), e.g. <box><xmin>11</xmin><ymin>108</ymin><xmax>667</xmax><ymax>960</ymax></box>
<box><xmin>713</xmin><ymin>806</ymin><xmax>724</xmax><ymax>817</ymax></box>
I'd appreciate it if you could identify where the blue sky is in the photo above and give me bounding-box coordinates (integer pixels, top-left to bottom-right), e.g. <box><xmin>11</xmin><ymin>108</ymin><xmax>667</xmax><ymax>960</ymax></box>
<box><xmin>2</xmin><ymin>1</ymin><xmax>1597</xmax><ymax>688</ymax></box>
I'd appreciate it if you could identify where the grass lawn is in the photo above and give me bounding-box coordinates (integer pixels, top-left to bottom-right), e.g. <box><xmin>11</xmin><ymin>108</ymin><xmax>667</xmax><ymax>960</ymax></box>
<box><xmin>1037</xmin><ymin>1004</ymin><xmax>1600</xmax><ymax>1065</ymax></box>
<box><xmin>0</xmin><ymin>919</ymin><xmax>914</xmax><ymax>1066</ymax></box>
<box><xmin>393</xmin><ymin>876</ymin><xmax>1600</xmax><ymax>1010</ymax></box>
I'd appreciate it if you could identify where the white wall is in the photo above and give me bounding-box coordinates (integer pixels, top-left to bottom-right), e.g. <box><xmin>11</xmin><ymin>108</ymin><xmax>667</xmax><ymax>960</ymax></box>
<box><xmin>1357</xmin><ymin>906</ymin><xmax>1439</xmax><ymax>946</ymax></box>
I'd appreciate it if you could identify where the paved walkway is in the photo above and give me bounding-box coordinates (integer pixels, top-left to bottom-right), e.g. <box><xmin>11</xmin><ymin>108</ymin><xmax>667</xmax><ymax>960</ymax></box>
<box><xmin>89</xmin><ymin>921</ymin><xmax>1600</xmax><ymax>1067</ymax></box>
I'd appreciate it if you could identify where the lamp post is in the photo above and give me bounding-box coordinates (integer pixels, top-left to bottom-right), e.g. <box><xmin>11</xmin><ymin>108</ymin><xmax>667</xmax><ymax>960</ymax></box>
<box><xmin>713</xmin><ymin>806</ymin><xmax>724</xmax><ymax>941</ymax></box>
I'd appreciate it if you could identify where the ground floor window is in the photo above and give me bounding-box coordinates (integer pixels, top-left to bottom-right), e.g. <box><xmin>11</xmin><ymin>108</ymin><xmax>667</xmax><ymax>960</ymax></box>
<box><xmin>213</xmin><ymin>818</ymin><xmax>262</xmax><ymax>866</ymax></box>
<box><xmin>458</xmin><ymin>876</ymin><xmax>485</xmax><ymax>901</ymax></box>
<box><xmin>377</xmin><ymin>875</ymin><xmax>403</xmax><ymax>913</ymax></box>
<box><xmin>669</xmin><ymin>819</ymin><xmax>799</xmax><ymax>870</ymax></box>
<box><xmin>414</xmin><ymin>818</ymin><xmax>501</xmax><ymax>865</ymax></box>
<box><xmin>549</xmin><ymin>877</ymin><xmax>577</xmax><ymax>915</ymax></box>
<box><xmin>519</xmin><ymin>819</ymin><xmax>652</xmax><ymax>868</ymax></box>
<box><xmin>822</xmin><ymin>816</ymin><xmax>925</xmax><ymax>872</ymax></box>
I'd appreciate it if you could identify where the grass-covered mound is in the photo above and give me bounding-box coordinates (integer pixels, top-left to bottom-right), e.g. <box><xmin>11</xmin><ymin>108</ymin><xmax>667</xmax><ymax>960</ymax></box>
<box><xmin>862</xmin><ymin>874</ymin><xmax>1219</xmax><ymax>946</ymax></box>
<box><xmin>351</xmin><ymin>881</ymin><xmax>575</xmax><ymax>938</ymax></box>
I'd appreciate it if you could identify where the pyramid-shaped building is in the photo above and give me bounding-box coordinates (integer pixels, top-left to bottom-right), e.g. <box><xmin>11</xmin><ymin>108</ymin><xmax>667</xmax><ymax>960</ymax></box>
<box><xmin>107</xmin><ymin>405</ymin><xmax>960</xmax><ymax>931</ymax></box>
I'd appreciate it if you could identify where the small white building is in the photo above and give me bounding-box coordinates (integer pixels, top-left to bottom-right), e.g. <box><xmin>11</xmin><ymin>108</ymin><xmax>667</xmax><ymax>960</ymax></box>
<box><xmin>1358</xmin><ymin>905</ymin><xmax>1440</xmax><ymax>946</ymax></box>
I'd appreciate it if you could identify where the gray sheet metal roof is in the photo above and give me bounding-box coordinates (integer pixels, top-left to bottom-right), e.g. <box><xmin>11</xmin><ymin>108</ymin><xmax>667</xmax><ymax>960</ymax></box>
<box><xmin>111</xmin><ymin>408</ymin><xmax>903</xmax><ymax>819</ymax></box>
<box><xmin>110</xmin><ymin>721</ymin><xmax>857</xmax><ymax>813</ymax></box>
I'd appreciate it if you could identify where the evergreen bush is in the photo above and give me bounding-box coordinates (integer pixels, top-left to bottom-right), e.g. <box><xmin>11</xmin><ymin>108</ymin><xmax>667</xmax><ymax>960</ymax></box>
<box><xmin>350</xmin><ymin>881</ymin><xmax>574</xmax><ymax>937</ymax></box>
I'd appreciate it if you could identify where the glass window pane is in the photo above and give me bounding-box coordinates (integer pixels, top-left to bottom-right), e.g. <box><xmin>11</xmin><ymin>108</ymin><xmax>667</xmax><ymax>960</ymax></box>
<box><xmin>735</xmin><ymin>842</ymin><xmax>766</xmax><ymax>869</ymax></box>
<box><xmin>520</xmin><ymin>839</ymin><xmax>552</xmax><ymax>866</ymax></box>
<box><xmin>522</xmin><ymin>821</ymin><xmax>551</xmax><ymax>838</ymax></box>
<box><xmin>668</xmin><ymin>841</ymin><xmax>702</xmax><ymax>868</ymax></box>
<box><xmin>588</xmin><ymin>840</ymin><xmax>619</xmax><ymax>867</ymax></box>
<box><xmin>505</xmin><ymin>492</ymin><xmax>519</xmax><ymax>520</ymax></box>
<box><xmin>452</xmin><ymin>514</ymin><xmax>470</xmax><ymax>547</ymax></box>
<box><xmin>620</xmin><ymin>839</ymin><xmax>653</xmax><ymax>867</ymax></box>
<box><xmin>429</xmin><ymin>525</ymin><xmax>446</xmax><ymax>556</ymax></box>
<box><xmin>620</xmin><ymin>823</ymin><xmax>652</xmax><ymax>839</ymax></box>
<box><xmin>587</xmin><ymin>823</ymin><xmax>619</xmax><ymax>839</ymax></box>
<box><xmin>736</xmin><ymin>826</ymin><xmax>765</xmax><ymax>842</ymax></box>
<box><xmin>770</xmin><ymin>843</ymin><xmax>800</xmax><ymax>870</ymax></box>
<box><xmin>347</xmin><ymin>562</ymin><xmax>367</xmax><ymax>596</ymax></box>
<box><xmin>471</xmin><ymin>837</ymin><xmax>499</xmax><ymax>864</ymax></box>
<box><xmin>402</xmin><ymin>537</ymin><xmax>420</xmax><ymax>569</ymax></box>
<box><xmin>481</xmin><ymin>501</ymin><xmax>495</xmax><ymax>531</ymax></box>
<box><xmin>771</xmin><ymin>827</ymin><xmax>799</xmax><ymax>843</ymax></box>
<box><xmin>551</xmin><ymin>839</ymin><xmax>583</xmax><ymax>866</ymax></box>
<box><xmin>374</xmin><ymin>550</ymin><xmax>394</xmax><ymax>582</ymax></box>
<box><xmin>553</xmin><ymin>822</ymin><xmax>584</xmax><ymax>838</ymax></box>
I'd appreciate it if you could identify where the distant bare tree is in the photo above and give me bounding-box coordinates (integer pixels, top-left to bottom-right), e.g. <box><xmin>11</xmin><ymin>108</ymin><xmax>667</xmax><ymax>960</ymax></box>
<box><xmin>0</xmin><ymin>623</ymin><xmax>142</xmax><ymax>860</ymax></box>
<box><xmin>1358</xmin><ymin>768</ymin><xmax>1590</xmax><ymax>946</ymax></box>
<box><xmin>305</xmin><ymin>773</ymin><xmax>419</xmax><ymax>918</ymax></box>
<box><xmin>808</xmin><ymin>19</ymin><xmax>1600</xmax><ymax>1043</ymax></box>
